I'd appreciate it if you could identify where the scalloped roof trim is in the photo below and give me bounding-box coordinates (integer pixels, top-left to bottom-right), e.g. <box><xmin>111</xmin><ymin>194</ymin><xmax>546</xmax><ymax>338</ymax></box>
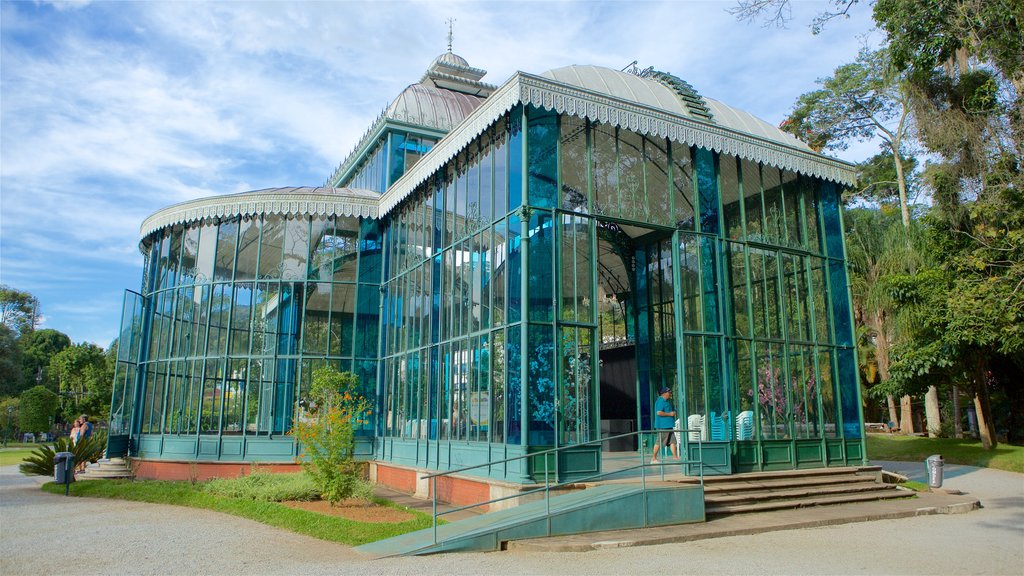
<box><xmin>139</xmin><ymin>187</ymin><xmax>379</xmax><ymax>243</ymax></box>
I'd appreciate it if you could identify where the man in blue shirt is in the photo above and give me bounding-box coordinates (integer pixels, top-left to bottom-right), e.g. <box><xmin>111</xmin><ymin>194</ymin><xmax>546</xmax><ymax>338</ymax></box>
<box><xmin>652</xmin><ymin>387</ymin><xmax>679</xmax><ymax>463</ymax></box>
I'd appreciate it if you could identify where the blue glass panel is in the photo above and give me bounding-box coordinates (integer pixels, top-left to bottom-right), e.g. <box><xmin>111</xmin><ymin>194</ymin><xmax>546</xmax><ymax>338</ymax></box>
<box><xmin>635</xmin><ymin>246</ymin><xmax>652</xmax><ymax>432</ymax></box>
<box><xmin>508</xmin><ymin>106</ymin><xmax>524</xmax><ymax>209</ymax></box>
<box><xmin>388</xmin><ymin>132</ymin><xmax>406</xmax><ymax>188</ymax></box>
<box><xmin>700</xmin><ymin>235</ymin><xmax>720</xmax><ymax>332</ymax></box>
<box><xmin>528</xmin><ymin>324</ymin><xmax>555</xmax><ymax>445</ymax></box>
<box><xmin>528</xmin><ymin>211</ymin><xmax>554</xmax><ymax>322</ymax></box>
<box><xmin>695</xmin><ymin>148</ymin><xmax>719</xmax><ymax>235</ymax></box>
<box><xmin>837</xmin><ymin>347</ymin><xmax>861</xmax><ymax>438</ymax></box>
<box><xmin>828</xmin><ymin>259</ymin><xmax>853</xmax><ymax>346</ymax></box>
<box><xmin>819</xmin><ymin>180</ymin><xmax>844</xmax><ymax>259</ymax></box>
<box><xmin>506</xmin><ymin>324</ymin><xmax>522</xmax><ymax>444</ymax></box>
<box><xmin>507</xmin><ymin>214</ymin><xmax>522</xmax><ymax>322</ymax></box>
<box><xmin>355</xmin><ymin>286</ymin><xmax>380</xmax><ymax>358</ymax></box>
<box><xmin>527</xmin><ymin>106</ymin><xmax>558</xmax><ymax>209</ymax></box>
<box><xmin>358</xmin><ymin>219</ymin><xmax>382</xmax><ymax>282</ymax></box>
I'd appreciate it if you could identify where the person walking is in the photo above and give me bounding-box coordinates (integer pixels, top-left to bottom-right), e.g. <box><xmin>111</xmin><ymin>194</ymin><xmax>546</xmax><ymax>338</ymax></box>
<box><xmin>69</xmin><ymin>421</ymin><xmax>82</xmax><ymax>446</ymax></box>
<box><xmin>652</xmin><ymin>387</ymin><xmax>679</xmax><ymax>464</ymax></box>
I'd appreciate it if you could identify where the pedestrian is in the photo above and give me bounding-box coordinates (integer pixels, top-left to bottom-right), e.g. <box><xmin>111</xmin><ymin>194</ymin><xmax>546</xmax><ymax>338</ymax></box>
<box><xmin>652</xmin><ymin>386</ymin><xmax>679</xmax><ymax>464</ymax></box>
<box><xmin>78</xmin><ymin>415</ymin><xmax>93</xmax><ymax>440</ymax></box>
<box><xmin>69</xmin><ymin>421</ymin><xmax>81</xmax><ymax>446</ymax></box>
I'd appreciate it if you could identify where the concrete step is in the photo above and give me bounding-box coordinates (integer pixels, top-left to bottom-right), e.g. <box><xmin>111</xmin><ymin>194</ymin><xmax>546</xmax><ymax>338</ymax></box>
<box><xmin>700</xmin><ymin>473</ymin><xmax>872</xmax><ymax>494</ymax></box>
<box><xmin>706</xmin><ymin>480</ymin><xmax>892</xmax><ymax>505</ymax></box>
<box><xmin>706</xmin><ymin>487</ymin><xmax>913</xmax><ymax>515</ymax></box>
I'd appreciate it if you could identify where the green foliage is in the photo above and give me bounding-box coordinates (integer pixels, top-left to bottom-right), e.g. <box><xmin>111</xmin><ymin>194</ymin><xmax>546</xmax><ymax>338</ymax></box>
<box><xmin>852</xmin><ymin>151</ymin><xmax>920</xmax><ymax>206</ymax></box>
<box><xmin>40</xmin><ymin>478</ymin><xmax>436</xmax><ymax>546</ymax></box>
<box><xmin>203</xmin><ymin>472</ymin><xmax>319</xmax><ymax>502</ymax></box>
<box><xmin>50</xmin><ymin>342</ymin><xmax>112</xmax><ymax>423</ymax></box>
<box><xmin>17</xmin><ymin>431</ymin><xmax>107</xmax><ymax>476</ymax></box>
<box><xmin>291</xmin><ymin>368</ymin><xmax>373</xmax><ymax>505</ymax></box>
<box><xmin>18</xmin><ymin>329</ymin><xmax>70</xmax><ymax>391</ymax></box>
<box><xmin>0</xmin><ymin>285</ymin><xmax>40</xmax><ymax>337</ymax></box>
<box><xmin>1</xmin><ymin>397</ymin><xmax>19</xmax><ymax>441</ymax></box>
<box><xmin>0</xmin><ymin>325</ymin><xmax>24</xmax><ymax>397</ymax></box>
<box><xmin>18</xmin><ymin>385</ymin><xmax>57</xmax><ymax>434</ymax></box>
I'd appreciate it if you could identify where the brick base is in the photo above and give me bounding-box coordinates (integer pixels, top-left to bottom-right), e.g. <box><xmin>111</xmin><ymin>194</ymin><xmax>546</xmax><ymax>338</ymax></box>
<box><xmin>132</xmin><ymin>460</ymin><xmax>301</xmax><ymax>481</ymax></box>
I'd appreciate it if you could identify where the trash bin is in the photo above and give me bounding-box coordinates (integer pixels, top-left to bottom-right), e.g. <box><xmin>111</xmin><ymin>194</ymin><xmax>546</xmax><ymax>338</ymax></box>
<box><xmin>54</xmin><ymin>452</ymin><xmax>75</xmax><ymax>485</ymax></box>
<box><xmin>926</xmin><ymin>454</ymin><xmax>944</xmax><ymax>488</ymax></box>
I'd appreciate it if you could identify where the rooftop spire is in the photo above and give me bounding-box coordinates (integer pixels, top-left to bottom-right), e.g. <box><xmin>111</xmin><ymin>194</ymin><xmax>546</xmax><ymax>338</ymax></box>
<box><xmin>446</xmin><ymin>17</ymin><xmax>455</xmax><ymax>53</ymax></box>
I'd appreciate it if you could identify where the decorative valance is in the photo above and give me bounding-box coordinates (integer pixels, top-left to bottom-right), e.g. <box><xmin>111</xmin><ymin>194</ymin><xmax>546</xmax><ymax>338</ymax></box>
<box><xmin>139</xmin><ymin>187</ymin><xmax>379</xmax><ymax>244</ymax></box>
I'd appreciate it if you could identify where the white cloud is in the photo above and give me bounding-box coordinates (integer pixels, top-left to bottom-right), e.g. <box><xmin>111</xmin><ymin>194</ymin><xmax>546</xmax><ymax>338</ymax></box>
<box><xmin>1</xmin><ymin>0</ymin><xmax>882</xmax><ymax>344</ymax></box>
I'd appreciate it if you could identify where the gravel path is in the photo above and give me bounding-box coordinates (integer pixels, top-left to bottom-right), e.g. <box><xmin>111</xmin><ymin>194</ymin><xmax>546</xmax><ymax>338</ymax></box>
<box><xmin>1</xmin><ymin>461</ymin><xmax>1021</xmax><ymax>575</ymax></box>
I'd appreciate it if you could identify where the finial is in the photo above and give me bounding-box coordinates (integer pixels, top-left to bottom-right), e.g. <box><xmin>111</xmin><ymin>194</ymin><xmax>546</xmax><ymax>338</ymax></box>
<box><xmin>446</xmin><ymin>18</ymin><xmax>455</xmax><ymax>53</ymax></box>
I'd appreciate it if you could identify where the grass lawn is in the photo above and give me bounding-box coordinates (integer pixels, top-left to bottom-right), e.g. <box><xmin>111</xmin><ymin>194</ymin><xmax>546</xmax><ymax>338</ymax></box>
<box><xmin>866</xmin><ymin>435</ymin><xmax>1024</xmax><ymax>474</ymax></box>
<box><xmin>40</xmin><ymin>479</ymin><xmax>435</xmax><ymax>546</ymax></box>
<box><xmin>0</xmin><ymin>448</ymin><xmax>36</xmax><ymax>466</ymax></box>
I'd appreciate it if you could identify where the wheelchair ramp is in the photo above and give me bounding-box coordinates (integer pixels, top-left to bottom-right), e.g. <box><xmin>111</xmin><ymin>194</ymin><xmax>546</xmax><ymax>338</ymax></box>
<box><xmin>356</xmin><ymin>482</ymin><xmax>704</xmax><ymax>557</ymax></box>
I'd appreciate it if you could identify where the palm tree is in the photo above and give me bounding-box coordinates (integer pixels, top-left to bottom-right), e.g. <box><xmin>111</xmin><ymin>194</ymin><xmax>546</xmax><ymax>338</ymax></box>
<box><xmin>845</xmin><ymin>207</ymin><xmax>923</xmax><ymax>432</ymax></box>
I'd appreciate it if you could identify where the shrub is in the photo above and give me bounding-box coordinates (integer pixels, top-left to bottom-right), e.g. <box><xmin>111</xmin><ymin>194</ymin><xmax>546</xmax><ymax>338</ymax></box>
<box><xmin>291</xmin><ymin>368</ymin><xmax>373</xmax><ymax>505</ymax></box>
<box><xmin>18</xmin><ymin>431</ymin><xmax>106</xmax><ymax>476</ymax></box>
<box><xmin>203</xmin><ymin>471</ymin><xmax>320</xmax><ymax>502</ymax></box>
<box><xmin>18</xmin><ymin>385</ymin><xmax>57</xmax><ymax>434</ymax></box>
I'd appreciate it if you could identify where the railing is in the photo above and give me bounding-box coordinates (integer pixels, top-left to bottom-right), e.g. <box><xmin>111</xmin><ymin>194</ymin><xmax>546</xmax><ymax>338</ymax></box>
<box><xmin>419</xmin><ymin>428</ymin><xmax>703</xmax><ymax>547</ymax></box>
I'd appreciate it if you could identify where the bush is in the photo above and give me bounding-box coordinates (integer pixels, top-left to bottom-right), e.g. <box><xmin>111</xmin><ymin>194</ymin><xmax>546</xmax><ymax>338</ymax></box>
<box><xmin>18</xmin><ymin>385</ymin><xmax>57</xmax><ymax>434</ymax></box>
<box><xmin>203</xmin><ymin>472</ymin><xmax>320</xmax><ymax>502</ymax></box>
<box><xmin>18</xmin><ymin>431</ymin><xmax>106</xmax><ymax>476</ymax></box>
<box><xmin>291</xmin><ymin>368</ymin><xmax>373</xmax><ymax>505</ymax></box>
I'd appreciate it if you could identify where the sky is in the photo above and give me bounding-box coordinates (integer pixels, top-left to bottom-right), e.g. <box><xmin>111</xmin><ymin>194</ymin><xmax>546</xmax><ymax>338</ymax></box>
<box><xmin>0</xmin><ymin>0</ymin><xmax>883</xmax><ymax>347</ymax></box>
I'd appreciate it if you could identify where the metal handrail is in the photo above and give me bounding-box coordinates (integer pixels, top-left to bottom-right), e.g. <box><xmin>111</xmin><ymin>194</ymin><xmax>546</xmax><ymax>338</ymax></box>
<box><xmin>421</xmin><ymin>428</ymin><xmax>704</xmax><ymax>546</ymax></box>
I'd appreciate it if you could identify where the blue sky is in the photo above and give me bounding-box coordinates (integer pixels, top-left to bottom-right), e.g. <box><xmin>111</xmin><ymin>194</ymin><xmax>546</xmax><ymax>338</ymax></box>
<box><xmin>0</xmin><ymin>0</ymin><xmax>881</xmax><ymax>347</ymax></box>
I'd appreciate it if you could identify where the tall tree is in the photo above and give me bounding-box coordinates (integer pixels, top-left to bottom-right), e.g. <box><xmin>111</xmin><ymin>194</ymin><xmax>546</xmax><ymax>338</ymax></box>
<box><xmin>50</xmin><ymin>343</ymin><xmax>112</xmax><ymax>423</ymax></box>
<box><xmin>874</xmin><ymin>0</ymin><xmax>1023</xmax><ymax>449</ymax></box>
<box><xmin>845</xmin><ymin>206</ymin><xmax>923</xmax><ymax>429</ymax></box>
<box><xmin>781</xmin><ymin>47</ymin><xmax>915</xmax><ymax>227</ymax></box>
<box><xmin>0</xmin><ymin>325</ymin><xmax>24</xmax><ymax>397</ymax></box>
<box><xmin>18</xmin><ymin>329</ymin><xmax>71</xmax><ymax>392</ymax></box>
<box><xmin>0</xmin><ymin>286</ymin><xmax>40</xmax><ymax>337</ymax></box>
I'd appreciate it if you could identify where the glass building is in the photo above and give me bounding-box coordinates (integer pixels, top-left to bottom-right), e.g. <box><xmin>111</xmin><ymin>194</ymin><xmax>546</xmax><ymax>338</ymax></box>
<box><xmin>111</xmin><ymin>52</ymin><xmax>863</xmax><ymax>482</ymax></box>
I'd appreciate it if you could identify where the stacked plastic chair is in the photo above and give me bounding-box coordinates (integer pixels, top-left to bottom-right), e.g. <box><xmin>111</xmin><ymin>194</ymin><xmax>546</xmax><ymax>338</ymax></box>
<box><xmin>735</xmin><ymin>410</ymin><xmax>754</xmax><ymax>440</ymax></box>
<box><xmin>687</xmin><ymin>414</ymin><xmax>706</xmax><ymax>441</ymax></box>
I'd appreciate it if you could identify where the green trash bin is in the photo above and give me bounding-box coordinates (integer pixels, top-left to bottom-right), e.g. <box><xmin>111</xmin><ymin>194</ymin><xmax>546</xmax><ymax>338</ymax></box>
<box><xmin>54</xmin><ymin>451</ymin><xmax>75</xmax><ymax>485</ymax></box>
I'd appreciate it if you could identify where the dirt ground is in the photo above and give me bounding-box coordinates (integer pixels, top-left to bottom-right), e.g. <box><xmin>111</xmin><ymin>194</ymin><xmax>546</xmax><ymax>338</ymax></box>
<box><xmin>281</xmin><ymin>498</ymin><xmax>416</xmax><ymax>523</ymax></box>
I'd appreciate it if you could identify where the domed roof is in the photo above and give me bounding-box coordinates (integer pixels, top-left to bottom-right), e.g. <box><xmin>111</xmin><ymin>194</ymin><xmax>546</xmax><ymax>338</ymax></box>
<box><xmin>540</xmin><ymin>65</ymin><xmax>812</xmax><ymax>152</ymax></box>
<box><xmin>386</xmin><ymin>83</ymin><xmax>485</xmax><ymax>131</ymax></box>
<box><xmin>431</xmin><ymin>51</ymin><xmax>470</xmax><ymax>68</ymax></box>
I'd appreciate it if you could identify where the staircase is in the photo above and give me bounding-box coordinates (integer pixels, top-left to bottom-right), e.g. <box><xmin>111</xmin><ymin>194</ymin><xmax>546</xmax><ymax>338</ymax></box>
<box><xmin>692</xmin><ymin>466</ymin><xmax>912</xmax><ymax>516</ymax></box>
<box><xmin>77</xmin><ymin>457</ymin><xmax>133</xmax><ymax>480</ymax></box>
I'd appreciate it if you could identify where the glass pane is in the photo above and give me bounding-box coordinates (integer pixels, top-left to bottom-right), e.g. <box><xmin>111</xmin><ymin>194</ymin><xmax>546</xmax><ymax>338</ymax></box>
<box><xmin>695</xmin><ymin>148</ymin><xmax>718</xmax><ymax>234</ymax></box>
<box><xmin>734</xmin><ymin>340</ymin><xmax>756</xmax><ymax>440</ymax></box>
<box><xmin>819</xmin><ymin>348</ymin><xmax>838</xmax><ymax>437</ymax></box>
<box><xmin>673</xmin><ymin>144</ymin><xmax>694</xmax><ymax>230</ymax></box>
<box><xmin>559</xmin><ymin>326</ymin><xmax>593</xmax><ymax>445</ymax></box>
<box><xmin>618</xmin><ymin>129</ymin><xmax>647</xmax><ymax>222</ymax></box>
<box><xmin>741</xmin><ymin>160</ymin><xmax>763</xmax><ymax>242</ymax></box>
<box><xmin>559</xmin><ymin>215</ymin><xmax>593</xmax><ymax>323</ymax></box>
<box><xmin>528</xmin><ymin>324</ymin><xmax>555</xmax><ymax>445</ymax></box>
<box><xmin>528</xmin><ymin>211</ymin><xmax>554</xmax><ymax>322</ymax></box>
<box><xmin>506</xmin><ymin>325</ymin><xmax>522</xmax><ymax>444</ymax></box>
<box><xmin>755</xmin><ymin>342</ymin><xmax>787</xmax><ymax>440</ymax></box>
<box><xmin>235</xmin><ymin>218</ymin><xmax>260</xmax><ymax>281</ymax></box>
<box><xmin>592</xmin><ymin>123</ymin><xmax>618</xmax><ymax>217</ymax></box>
<box><xmin>493</xmin><ymin>118</ymin><xmax>509</xmax><ymax>218</ymax></box>
<box><xmin>720</xmin><ymin>154</ymin><xmax>742</xmax><ymax>239</ymax></box>
<box><xmin>645</xmin><ymin>136</ymin><xmax>671</xmax><ymax>226</ymax></box>
<box><xmin>762</xmin><ymin>166</ymin><xmax>784</xmax><ymax>244</ymax></box>
<box><xmin>214</xmin><ymin>219</ymin><xmax>239</xmax><ymax>282</ymax></box>
<box><xmin>679</xmin><ymin>233</ymin><xmax>702</xmax><ymax>332</ymax></box>
<box><xmin>527</xmin><ymin>106</ymin><xmax>558</xmax><ymax>209</ymax></box>
<box><xmin>684</xmin><ymin>335</ymin><xmax>706</xmax><ymax>437</ymax></box>
<box><xmin>258</xmin><ymin>216</ymin><xmax>284</xmax><ymax>279</ymax></box>
<box><xmin>281</xmin><ymin>217</ymin><xmax>310</xmax><ymax>280</ymax></box>
<box><xmin>559</xmin><ymin>115</ymin><xmax>588</xmax><ymax>213</ymax></box>
<box><xmin>727</xmin><ymin>242</ymin><xmax>750</xmax><ymax>337</ymax></box>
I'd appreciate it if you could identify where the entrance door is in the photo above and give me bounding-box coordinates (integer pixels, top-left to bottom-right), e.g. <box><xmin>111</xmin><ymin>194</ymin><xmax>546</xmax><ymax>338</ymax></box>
<box><xmin>595</xmin><ymin>222</ymin><xmax>676</xmax><ymax>451</ymax></box>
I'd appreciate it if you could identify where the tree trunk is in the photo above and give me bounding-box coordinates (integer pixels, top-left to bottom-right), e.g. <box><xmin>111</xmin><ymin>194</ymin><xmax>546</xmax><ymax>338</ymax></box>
<box><xmin>870</xmin><ymin>310</ymin><xmax>899</xmax><ymax>427</ymax></box>
<box><xmin>925</xmin><ymin>386</ymin><xmax>941</xmax><ymax>437</ymax></box>
<box><xmin>886</xmin><ymin>395</ymin><xmax>899</xmax><ymax>429</ymax></box>
<box><xmin>951</xmin><ymin>385</ymin><xmax>963</xmax><ymax>439</ymax></box>
<box><xmin>972</xmin><ymin>357</ymin><xmax>997</xmax><ymax>450</ymax></box>
<box><xmin>892</xmin><ymin>149</ymin><xmax>911</xmax><ymax>228</ymax></box>
<box><xmin>900</xmin><ymin>395</ymin><xmax>915</xmax><ymax>434</ymax></box>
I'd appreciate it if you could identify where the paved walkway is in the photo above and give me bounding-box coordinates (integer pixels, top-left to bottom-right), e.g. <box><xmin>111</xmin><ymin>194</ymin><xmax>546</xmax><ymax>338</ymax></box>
<box><xmin>1</xmin><ymin>461</ymin><xmax>1021</xmax><ymax>575</ymax></box>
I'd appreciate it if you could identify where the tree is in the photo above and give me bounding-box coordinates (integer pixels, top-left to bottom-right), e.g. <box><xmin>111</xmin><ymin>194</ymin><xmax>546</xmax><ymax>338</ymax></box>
<box><xmin>873</xmin><ymin>0</ymin><xmax>1023</xmax><ymax>449</ymax></box>
<box><xmin>1</xmin><ymin>397</ymin><xmax>19</xmax><ymax>444</ymax></box>
<box><xmin>728</xmin><ymin>0</ymin><xmax>862</xmax><ymax>34</ymax></box>
<box><xmin>18</xmin><ymin>329</ymin><xmax>70</xmax><ymax>392</ymax></box>
<box><xmin>0</xmin><ymin>285</ymin><xmax>39</xmax><ymax>337</ymax></box>
<box><xmin>50</xmin><ymin>343</ymin><xmax>112</xmax><ymax>424</ymax></box>
<box><xmin>781</xmin><ymin>47</ymin><xmax>915</xmax><ymax>227</ymax></box>
<box><xmin>0</xmin><ymin>325</ymin><xmax>24</xmax><ymax>397</ymax></box>
<box><xmin>18</xmin><ymin>385</ymin><xmax>57</xmax><ymax>436</ymax></box>
<box><xmin>845</xmin><ymin>206</ymin><xmax>923</xmax><ymax>431</ymax></box>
